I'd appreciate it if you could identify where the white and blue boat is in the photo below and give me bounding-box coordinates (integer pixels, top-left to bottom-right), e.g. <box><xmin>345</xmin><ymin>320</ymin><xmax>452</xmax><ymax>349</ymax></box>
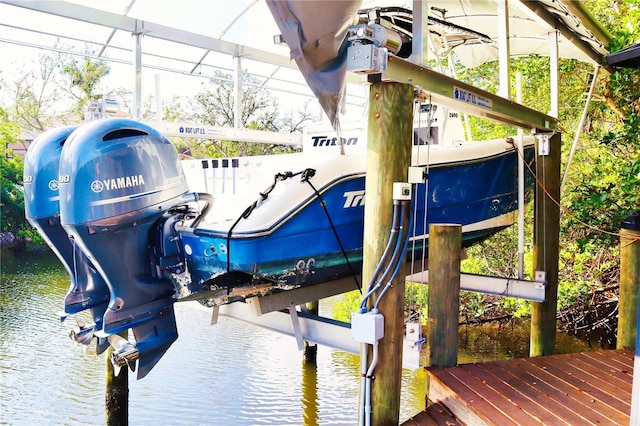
<box><xmin>24</xmin><ymin>110</ymin><xmax>534</xmax><ymax>378</ymax></box>
<box><xmin>177</xmin><ymin>115</ymin><xmax>536</xmax><ymax>304</ymax></box>
<box><xmin>22</xmin><ymin>1</ymin><xmax>537</xmax><ymax>377</ymax></box>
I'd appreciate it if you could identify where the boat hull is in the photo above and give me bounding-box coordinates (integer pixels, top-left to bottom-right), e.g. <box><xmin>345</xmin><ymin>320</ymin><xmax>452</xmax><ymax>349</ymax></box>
<box><xmin>177</xmin><ymin>143</ymin><xmax>535</xmax><ymax>302</ymax></box>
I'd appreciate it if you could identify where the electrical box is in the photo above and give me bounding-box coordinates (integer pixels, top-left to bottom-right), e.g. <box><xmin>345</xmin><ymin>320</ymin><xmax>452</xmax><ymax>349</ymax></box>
<box><xmin>351</xmin><ymin>312</ymin><xmax>384</xmax><ymax>344</ymax></box>
<box><xmin>408</xmin><ymin>166</ymin><xmax>426</xmax><ymax>184</ymax></box>
<box><xmin>393</xmin><ymin>182</ymin><xmax>411</xmax><ymax>201</ymax></box>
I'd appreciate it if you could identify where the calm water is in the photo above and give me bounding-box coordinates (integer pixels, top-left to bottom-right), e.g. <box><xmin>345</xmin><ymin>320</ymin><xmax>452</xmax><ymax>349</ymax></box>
<box><xmin>0</xmin><ymin>249</ymin><xmax>426</xmax><ymax>425</ymax></box>
<box><xmin>0</xmin><ymin>249</ymin><xmax>592</xmax><ymax>425</ymax></box>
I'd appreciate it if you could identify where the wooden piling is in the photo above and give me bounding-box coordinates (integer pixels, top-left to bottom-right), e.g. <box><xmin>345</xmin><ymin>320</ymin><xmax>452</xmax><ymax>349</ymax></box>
<box><xmin>105</xmin><ymin>333</ymin><xmax>128</xmax><ymax>426</ymax></box>
<box><xmin>530</xmin><ymin>132</ymin><xmax>561</xmax><ymax>357</ymax></box>
<box><xmin>303</xmin><ymin>301</ymin><xmax>319</xmax><ymax>364</ymax></box>
<box><xmin>426</xmin><ymin>224</ymin><xmax>462</xmax><ymax>368</ymax></box>
<box><xmin>617</xmin><ymin>212</ymin><xmax>640</xmax><ymax>349</ymax></box>
<box><xmin>362</xmin><ymin>80</ymin><xmax>413</xmax><ymax>426</ymax></box>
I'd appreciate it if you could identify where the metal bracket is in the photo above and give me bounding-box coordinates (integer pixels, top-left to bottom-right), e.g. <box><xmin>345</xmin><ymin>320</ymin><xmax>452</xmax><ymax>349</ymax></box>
<box><xmin>408</xmin><ymin>166</ymin><xmax>427</xmax><ymax>184</ymax></box>
<box><xmin>288</xmin><ymin>304</ymin><xmax>304</xmax><ymax>350</ymax></box>
<box><xmin>347</xmin><ymin>44</ymin><xmax>388</xmax><ymax>74</ymax></box>
<box><xmin>403</xmin><ymin>322</ymin><xmax>423</xmax><ymax>369</ymax></box>
<box><xmin>210</xmin><ymin>304</ymin><xmax>220</xmax><ymax>325</ymax></box>
<box><xmin>534</xmin><ymin>133</ymin><xmax>554</xmax><ymax>156</ymax></box>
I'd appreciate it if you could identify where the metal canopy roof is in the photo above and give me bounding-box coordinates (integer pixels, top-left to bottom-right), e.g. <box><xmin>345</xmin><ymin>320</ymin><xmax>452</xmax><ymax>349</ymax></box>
<box><xmin>0</xmin><ymin>0</ymin><xmax>612</xmax><ymax>125</ymax></box>
<box><xmin>0</xmin><ymin>0</ymin><xmax>321</xmax><ymax>106</ymax></box>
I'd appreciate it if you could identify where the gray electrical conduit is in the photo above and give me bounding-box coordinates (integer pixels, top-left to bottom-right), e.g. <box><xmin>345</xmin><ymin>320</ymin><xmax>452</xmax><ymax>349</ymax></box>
<box><xmin>358</xmin><ymin>199</ymin><xmax>412</xmax><ymax>426</ymax></box>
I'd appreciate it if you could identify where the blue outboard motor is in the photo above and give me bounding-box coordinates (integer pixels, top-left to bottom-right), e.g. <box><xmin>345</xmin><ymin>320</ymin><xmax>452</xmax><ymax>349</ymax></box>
<box><xmin>23</xmin><ymin>125</ymin><xmax>110</xmax><ymax>353</ymax></box>
<box><xmin>58</xmin><ymin>118</ymin><xmax>195</xmax><ymax>379</ymax></box>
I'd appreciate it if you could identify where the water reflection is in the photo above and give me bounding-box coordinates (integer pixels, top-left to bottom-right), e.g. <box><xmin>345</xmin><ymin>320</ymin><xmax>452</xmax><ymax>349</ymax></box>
<box><xmin>457</xmin><ymin>320</ymin><xmax>591</xmax><ymax>364</ymax></box>
<box><xmin>301</xmin><ymin>360</ymin><xmax>319</xmax><ymax>426</ymax></box>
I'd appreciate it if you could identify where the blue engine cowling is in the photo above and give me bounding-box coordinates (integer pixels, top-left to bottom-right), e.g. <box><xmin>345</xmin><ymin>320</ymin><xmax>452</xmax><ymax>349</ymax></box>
<box><xmin>58</xmin><ymin>118</ymin><xmax>194</xmax><ymax>379</ymax></box>
<box><xmin>23</xmin><ymin>125</ymin><xmax>111</xmax><ymax>352</ymax></box>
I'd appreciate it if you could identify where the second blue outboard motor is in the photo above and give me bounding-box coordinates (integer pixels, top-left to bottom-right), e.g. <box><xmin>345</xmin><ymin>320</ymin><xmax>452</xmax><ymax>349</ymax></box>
<box><xmin>58</xmin><ymin>118</ymin><xmax>195</xmax><ymax>379</ymax></box>
<box><xmin>23</xmin><ymin>125</ymin><xmax>110</xmax><ymax>352</ymax></box>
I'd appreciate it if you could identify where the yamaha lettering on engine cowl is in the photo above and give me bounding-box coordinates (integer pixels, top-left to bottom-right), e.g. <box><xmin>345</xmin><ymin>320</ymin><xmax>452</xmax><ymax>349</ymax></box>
<box><xmin>56</xmin><ymin>118</ymin><xmax>201</xmax><ymax>379</ymax></box>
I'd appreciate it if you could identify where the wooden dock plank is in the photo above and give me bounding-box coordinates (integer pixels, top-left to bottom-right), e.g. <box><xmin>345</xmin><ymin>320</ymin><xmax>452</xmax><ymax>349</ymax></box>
<box><xmin>402</xmin><ymin>410</ymin><xmax>439</xmax><ymax>426</ymax></box>
<box><xmin>526</xmin><ymin>355</ymin><xmax>631</xmax><ymax>416</ymax></box>
<box><xmin>479</xmin><ymin>361</ymin><xmax>581</xmax><ymax>424</ymax></box>
<box><xmin>563</xmin><ymin>352</ymin><xmax>633</xmax><ymax>391</ymax></box>
<box><xmin>492</xmin><ymin>358</ymin><xmax>617</xmax><ymax>425</ymax></box>
<box><xmin>452</xmin><ymin>363</ymin><xmax>535</xmax><ymax>424</ymax></box>
<box><xmin>538</xmin><ymin>353</ymin><xmax>632</xmax><ymax>399</ymax></box>
<box><xmin>583</xmin><ymin>348</ymin><xmax>633</xmax><ymax>371</ymax></box>
<box><xmin>403</xmin><ymin>402</ymin><xmax>463</xmax><ymax>426</ymax></box>
<box><xmin>428</xmin><ymin>367</ymin><xmax>517</xmax><ymax>425</ymax></box>
<box><xmin>419</xmin><ymin>350</ymin><xmax>633</xmax><ymax>426</ymax></box>
<box><xmin>516</xmin><ymin>357</ymin><xmax>630</xmax><ymax>424</ymax></box>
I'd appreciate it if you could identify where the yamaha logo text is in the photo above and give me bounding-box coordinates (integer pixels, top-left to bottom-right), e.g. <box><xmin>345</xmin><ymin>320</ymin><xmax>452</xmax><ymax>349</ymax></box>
<box><xmin>91</xmin><ymin>174</ymin><xmax>146</xmax><ymax>193</ymax></box>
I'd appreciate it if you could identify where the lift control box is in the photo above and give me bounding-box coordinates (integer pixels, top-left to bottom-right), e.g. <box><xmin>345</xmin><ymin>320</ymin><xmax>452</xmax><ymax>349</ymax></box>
<box><xmin>393</xmin><ymin>182</ymin><xmax>412</xmax><ymax>201</ymax></box>
<box><xmin>351</xmin><ymin>312</ymin><xmax>384</xmax><ymax>344</ymax></box>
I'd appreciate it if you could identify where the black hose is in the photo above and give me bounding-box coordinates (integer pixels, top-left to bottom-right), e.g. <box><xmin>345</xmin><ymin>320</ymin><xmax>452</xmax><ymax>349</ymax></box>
<box><xmin>302</xmin><ymin>170</ymin><xmax>361</xmax><ymax>291</ymax></box>
<box><xmin>224</xmin><ymin>170</ymin><xmax>304</xmax><ymax>293</ymax></box>
<box><xmin>374</xmin><ymin>201</ymin><xmax>407</xmax><ymax>291</ymax></box>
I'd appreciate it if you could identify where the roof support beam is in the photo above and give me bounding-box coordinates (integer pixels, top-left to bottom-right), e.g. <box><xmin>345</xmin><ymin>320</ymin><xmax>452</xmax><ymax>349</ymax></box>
<box><xmin>132</xmin><ymin>23</ymin><xmax>143</xmax><ymax>119</ymax></box>
<box><xmin>1</xmin><ymin>0</ymin><xmax>297</xmax><ymax>70</ymax></box>
<box><xmin>497</xmin><ymin>0</ymin><xmax>511</xmax><ymax>99</ymax></box>
<box><xmin>562</xmin><ymin>1</ymin><xmax>612</xmax><ymax>47</ymax></box>
<box><xmin>548</xmin><ymin>30</ymin><xmax>559</xmax><ymax>119</ymax></box>
<box><xmin>518</xmin><ymin>0</ymin><xmax>613</xmax><ymax>73</ymax></box>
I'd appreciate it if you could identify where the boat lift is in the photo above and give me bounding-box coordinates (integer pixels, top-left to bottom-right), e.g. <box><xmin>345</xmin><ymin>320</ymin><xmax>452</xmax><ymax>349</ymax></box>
<box><xmin>7</xmin><ymin>1</ymin><xmax>556</xmax><ymax>358</ymax></box>
<box><xmin>1</xmin><ymin>0</ymin><xmax>609</xmax><ymax>380</ymax></box>
<box><xmin>213</xmin><ymin>269</ymin><xmax>547</xmax><ymax>370</ymax></box>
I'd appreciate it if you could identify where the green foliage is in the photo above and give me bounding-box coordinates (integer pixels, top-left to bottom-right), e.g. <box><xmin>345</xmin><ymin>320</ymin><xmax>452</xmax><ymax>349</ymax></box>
<box><xmin>332</xmin><ymin>290</ymin><xmax>361</xmax><ymax>323</ymax></box>
<box><xmin>0</xmin><ymin>114</ymin><xmax>29</xmax><ymax>235</ymax></box>
<box><xmin>461</xmin><ymin>224</ymin><xmax>533</xmax><ymax>320</ymax></box>
<box><xmin>454</xmin><ymin>2</ymin><xmax>640</xmax><ymax>326</ymax></box>
<box><xmin>405</xmin><ymin>282</ymin><xmax>428</xmax><ymax>324</ymax></box>
<box><xmin>8</xmin><ymin>49</ymin><xmax>68</xmax><ymax>131</ymax></box>
<box><xmin>167</xmin><ymin>70</ymin><xmax>313</xmax><ymax>159</ymax></box>
<box><xmin>61</xmin><ymin>56</ymin><xmax>110</xmax><ymax>112</ymax></box>
<box><xmin>459</xmin><ymin>291</ymin><xmax>487</xmax><ymax>321</ymax></box>
<box><xmin>558</xmin><ymin>240</ymin><xmax>618</xmax><ymax>308</ymax></box>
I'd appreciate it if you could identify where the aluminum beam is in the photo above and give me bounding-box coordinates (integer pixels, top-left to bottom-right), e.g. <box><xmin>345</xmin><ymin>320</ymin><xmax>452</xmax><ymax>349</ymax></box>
<box><xmin>150</xmin><ymin>121</ymin><xmax>303</xmax><ymax>145</ymax></box>
<box><xmin>379</xmin><ymin>55</ymin><xmax>558</xmax><ymax>132</ymax></box>
<box><xmin>406</xmin><ymin>270</ymin><xmax>547</xmax><ymax>302</ymax></box>
<box><xmin>518</xmin><ymin>0</ymin><xmax>613</xmax><ymax>73</ymax></box>
<box><xmin>218</xmin><ymin>301</ymin><xmax>421</xmax><ymax>369</ymax></box>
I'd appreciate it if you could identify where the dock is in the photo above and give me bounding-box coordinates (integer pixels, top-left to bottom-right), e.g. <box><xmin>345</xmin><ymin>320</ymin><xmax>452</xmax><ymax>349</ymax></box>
<box><xmin>403</xmin><ymin>349</ymin><xmax>633</xmax><ymax>425</ymax></box>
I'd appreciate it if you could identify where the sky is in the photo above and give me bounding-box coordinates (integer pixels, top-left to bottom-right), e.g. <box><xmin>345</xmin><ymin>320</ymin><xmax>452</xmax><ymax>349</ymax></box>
<box><xmin>0</xmin><ymin>0</ymin><xmax>374</xmax><ymax>120</ymax></box>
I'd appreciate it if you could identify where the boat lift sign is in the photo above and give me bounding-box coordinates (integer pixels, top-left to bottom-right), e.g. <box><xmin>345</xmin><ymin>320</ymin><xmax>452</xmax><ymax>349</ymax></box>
<box><xmin>453</xmin><ymin>86</ymin><xmax>493</xmax><ymax>110</ymax></box>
